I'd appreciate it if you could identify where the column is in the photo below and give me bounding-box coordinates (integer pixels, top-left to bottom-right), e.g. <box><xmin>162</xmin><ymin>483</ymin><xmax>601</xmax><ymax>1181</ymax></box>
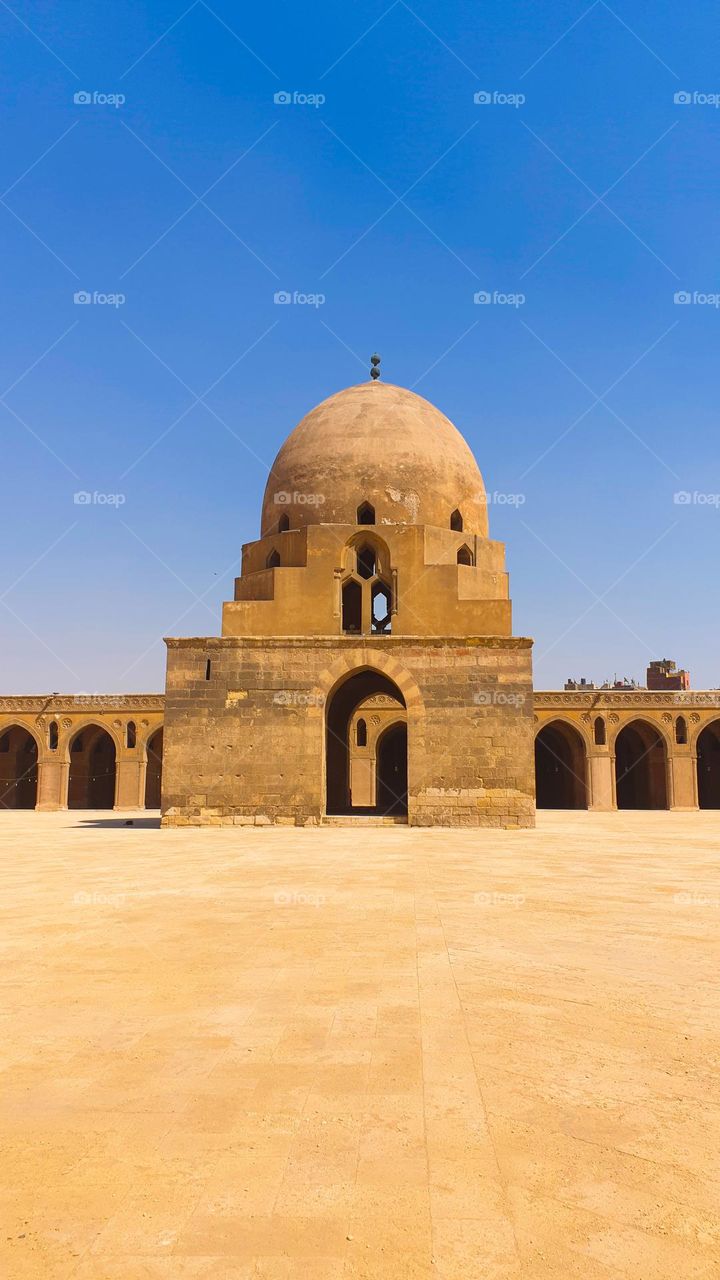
<box><xmin>114</xmin><ymin>759</ymin><xmax>145</xmax><ymax>809</ymax></box>
<box><xmin>587</xmin><ymin>750</ymin><xmax>615</xmax><ymax>810</ymax></box>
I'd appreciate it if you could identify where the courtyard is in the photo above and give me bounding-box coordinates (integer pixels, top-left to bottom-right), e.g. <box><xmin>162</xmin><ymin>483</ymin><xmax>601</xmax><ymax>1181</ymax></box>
<box><xmin>1</xmin><ymin>811</ymin><xmax>719</xmax><ymax>1279</ymax></box>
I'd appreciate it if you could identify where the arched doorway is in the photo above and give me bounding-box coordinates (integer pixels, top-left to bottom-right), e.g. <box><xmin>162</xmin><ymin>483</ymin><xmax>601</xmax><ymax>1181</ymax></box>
<box><xmin>144</xmin><ymin>728</ymin><xmax>163</xmax><ymax>808</ymax></box>
<box><xmin>377</xmin><ymin>723</ymin><xmax>408</xmax><ymax>816</ymax></box>
<box><xmin>0</xmin><ymin>726</ymin><xmax>38</xmax><ymax>809</ymax></box>
<box><xmin>697</xmin><ymin>721</ymin><xmax>720</xmax><ymax>809</ymax></box>
<box><xmin>68</xmin><ymin>726</ymin><xmax>117</xmax><ymax>809</ymax></box>
<box><xmin>615</xmin><ymin>720</ymin><xmax>668</xmax><ymax>810</ymax></box>
<box><xmin>326</xmin><ymin>669</ymin><xmax>408</xmax><ymax>818</ymax></box>
<box><xmin>534</xmin><ymin>720</ymin><xmax>587</xmax><ymax>808</ymax></box>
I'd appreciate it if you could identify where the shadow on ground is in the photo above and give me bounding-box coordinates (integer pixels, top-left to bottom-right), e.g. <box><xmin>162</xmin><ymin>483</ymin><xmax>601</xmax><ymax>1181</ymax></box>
<box><xmin>74</xmin><ymin>816</ymin><xmax>161</xmax><ymax>829</ymax></box>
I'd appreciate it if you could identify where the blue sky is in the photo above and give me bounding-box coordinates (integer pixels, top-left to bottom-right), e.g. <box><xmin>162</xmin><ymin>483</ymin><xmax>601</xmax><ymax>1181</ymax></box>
<box><xmin>1</xmin><ymin>0</ymin><xmax>719</xmax><ymax>692</ymax></box>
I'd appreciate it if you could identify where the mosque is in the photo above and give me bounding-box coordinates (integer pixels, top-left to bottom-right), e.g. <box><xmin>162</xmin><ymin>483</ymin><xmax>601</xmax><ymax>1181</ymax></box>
<box><xmin>1</xmin><ymin>372</ymin><xmax>719</xmax><ymax>821</ymax></box>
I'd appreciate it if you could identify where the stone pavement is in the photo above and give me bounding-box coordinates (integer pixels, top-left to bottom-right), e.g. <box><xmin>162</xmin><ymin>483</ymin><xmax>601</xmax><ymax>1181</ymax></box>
<box><xmin>1</xmin><ymin>810</ymin><xmax>719</xmax><ymax>1279</ymax></box>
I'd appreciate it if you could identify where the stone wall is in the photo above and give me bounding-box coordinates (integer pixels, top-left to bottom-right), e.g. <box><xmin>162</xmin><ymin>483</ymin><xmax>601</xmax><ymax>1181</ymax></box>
<box><xmin>162</xmin><ymin>635</ymin><xmax>535</xmax><ymax>828</ymax></box>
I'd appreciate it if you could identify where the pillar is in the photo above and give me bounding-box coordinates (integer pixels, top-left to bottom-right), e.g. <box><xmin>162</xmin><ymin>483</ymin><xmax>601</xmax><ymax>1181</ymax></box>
<box><xmin>36</xmin><ymin>758</ymin><xmax>68</xmax><ymax>810</ymax></box>
<box><xmin>587</xmin><ymin>751</ymin><xmax>614</xmax><ymax>810</ymax></box>
<box><xmin>114</xmin><ymin>759</ymin><xmax>145</xmax><ymax>809</ymax></box>
<box><xmin>669</xmin><ymin>748</ymin><xmax>697</xmax><ymax>810</ymax></box>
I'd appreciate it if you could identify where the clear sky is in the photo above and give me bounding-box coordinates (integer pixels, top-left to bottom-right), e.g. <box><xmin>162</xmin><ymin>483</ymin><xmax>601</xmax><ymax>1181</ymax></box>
<box><xmin>1</xmin><ymin>0</ymin><xmax>718</xmax><ymax>692</ymax></box>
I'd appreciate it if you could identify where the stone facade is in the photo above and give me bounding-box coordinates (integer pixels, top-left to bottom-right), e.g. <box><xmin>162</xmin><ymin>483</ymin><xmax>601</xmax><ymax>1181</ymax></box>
<box><xmin>161</xmin><ymin>637</ymin><xmax>534</xmax><ymax>828</ymax></box>
<box><xmin>534</xmin><ymin>689</ymin><xmax>720</xmax><ymax>810</ymax></box>
<box><xmin>0</xmin><ymin>696</ymin><xmax>163</xmax><ymax>811</ymax></box>
<box><xmin>2</xmin><ymin>689</ymin><xmax>720</xmax><ymax>813</ymax></box>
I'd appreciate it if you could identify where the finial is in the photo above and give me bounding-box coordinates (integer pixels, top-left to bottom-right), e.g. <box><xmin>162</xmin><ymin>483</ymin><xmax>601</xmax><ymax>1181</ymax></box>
<box><xmin>370</xmin><ymin>353</ymin><xmax>381</xmax><ymax>380</ymax></box>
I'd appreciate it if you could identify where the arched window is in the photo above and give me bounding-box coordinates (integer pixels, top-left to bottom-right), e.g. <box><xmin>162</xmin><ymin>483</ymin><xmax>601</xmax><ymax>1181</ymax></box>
<box><xmin>594</xmin><ymin>716</ymin><xmax>606</xmax><ymax>746</ymax></box>
<box><xmin>48</xmin><ymin>721</ymin><xmax>58</xmax><ymax>751</ymax></box>
<box><xmin>457</xmin><ymin>544</ymin><xmax>473</xmax><ymax>566</ymax></box>
<box><xmin>266</xmin><ymin>548</ymin><xmax>281</xmax><ymax>569</ymax></box>
<box><xmin>278</xmin><ymin>513</ymin><xmax>290</xmax><ymax>533</ymax></box>
<box><xmin>357</xmin><ymin>502</ymin><xmax>375</xmax><ymax>525</ymax></box>
<box><xmin>342</xmin><ymin>579</ymin><xmax>362</xmax><ymax>633</ymax></box>
<box><xmin>371</xmin><ymin>582</ymin><xmax>392</xmax><ymax>634</ymax></box>
<box><xmin>126</xmin><ymin>721</ymin><xmax>136</xmax><ymax>749</ymax></box>
<box><xmin>356</xmin><ymin>544</ymin><xmax>376</xmax><ymax>579</ymax></box>
<box><xmin>205</xmin><ymin>659</ymin><xmax>212</xmax><ymax>681</ymax></box>
<box><xmin>356</xmin><ymin>718</ymin><xmax>367</xmax><ymax>747</ymax></box>
<box><xmin>675</xmin><ymin>716</ymin><xmax>688</xmax><ymax>745</ymax></box>
<box><xmin>450</xmin><ymin>509</ymin><xmax>463</xmax><ymax>532</ymax></box>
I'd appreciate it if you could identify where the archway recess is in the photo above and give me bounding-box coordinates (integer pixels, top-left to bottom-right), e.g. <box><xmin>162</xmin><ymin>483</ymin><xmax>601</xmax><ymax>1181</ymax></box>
<box><xmin>144</xmin><ymin>728</ymin><xmax>164</xmax><ymax>808</ymax></box>
<box><xmin>697</xmin><ymin>721</ymin><xmax>720</xmax><ymax>809</ymax></box>
<box><xmin>68</xmin><ymin>726</ymin><xmax>117</xmax><ymax>809</ymax></box>
<box><xmin>325</xmin><ymin>669</ymin><xmax>407</xmax><ymax>818</ymax></box>
<box><xmin>0</xmin><ymin>726</ymin><xmax>38</xmax><ymax>809</ymax></box>
<box><xmin>534</xmin><ymin>720</ymin><xmax>587</xmax><ymax>809</ymax></box>
<box><xmin>376</xmin><ymin>722</ymin><xmax>408</xmax><ymax>816</ymax></box>
<box><xmin>615</xmin><ymin>720</ymin><xmax>668</xmax><ymax>810</ymax></box>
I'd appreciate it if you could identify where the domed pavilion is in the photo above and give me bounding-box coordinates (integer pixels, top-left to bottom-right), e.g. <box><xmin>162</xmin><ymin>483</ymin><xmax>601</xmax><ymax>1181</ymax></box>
<box><xmin>162</xmin><ymin>374</ymin><xmax>535</xmax><ymax>826</ymax></box>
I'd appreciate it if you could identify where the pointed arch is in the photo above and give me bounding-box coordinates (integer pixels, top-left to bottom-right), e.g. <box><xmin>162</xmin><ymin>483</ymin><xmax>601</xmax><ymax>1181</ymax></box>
<box><xmin>0</xmin><ymin>724</ymin><xmax>39</xmax><ymax>809</ymax></box>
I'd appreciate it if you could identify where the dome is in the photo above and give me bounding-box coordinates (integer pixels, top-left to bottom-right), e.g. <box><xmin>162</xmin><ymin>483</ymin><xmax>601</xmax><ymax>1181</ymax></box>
<box><xmin>261</xmin><ymin>381</ymin><xmax>489</xmax><ymax>537</ymax></box>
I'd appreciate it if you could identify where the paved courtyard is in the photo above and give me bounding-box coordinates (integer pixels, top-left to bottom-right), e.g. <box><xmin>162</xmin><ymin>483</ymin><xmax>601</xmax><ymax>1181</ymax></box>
<box><xmin>1</xmin><ymin>811</ymin><xmax>719</xmax><ymax>1279</ymax></box>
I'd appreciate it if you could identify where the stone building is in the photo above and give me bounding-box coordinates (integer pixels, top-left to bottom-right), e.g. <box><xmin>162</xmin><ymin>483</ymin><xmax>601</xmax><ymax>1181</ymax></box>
<box><xmin>161</xmin><ymin>378</ymin><xmax>535</xmax><ymax>827</ymax></box>
<box><xmin>1</xmin><ymin>379</ymin><xmax>720</xmax><ymax>819</ymax></box>
<box><xmin>0</xmin><ymin>697</ymin><xmax>163</xmax><ymax>811</ymax></box>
